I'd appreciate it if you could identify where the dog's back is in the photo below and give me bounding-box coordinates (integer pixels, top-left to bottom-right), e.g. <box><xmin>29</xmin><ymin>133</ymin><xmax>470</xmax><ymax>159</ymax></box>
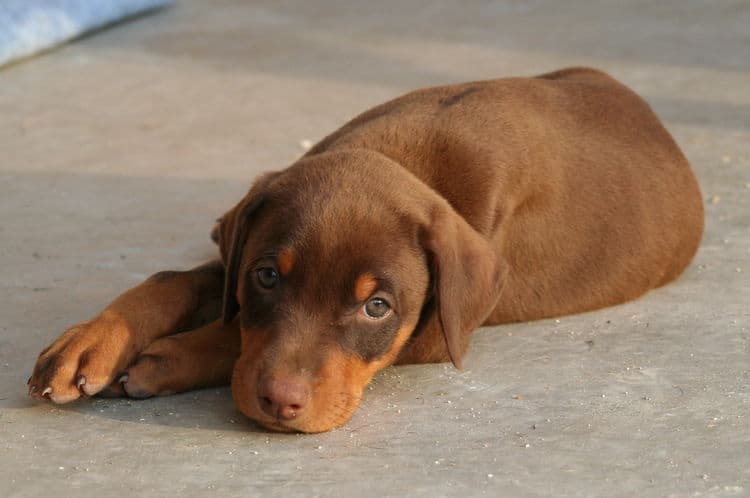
<box><xmin>306</xmin><ymin>67</ymin><xmax>704</xmax><ymax>323</ymax></box>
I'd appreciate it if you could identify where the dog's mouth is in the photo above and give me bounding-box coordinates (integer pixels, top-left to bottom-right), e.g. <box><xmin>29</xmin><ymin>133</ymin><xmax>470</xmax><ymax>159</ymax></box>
<box><xmin>253</xmin><ymin>417</ymin><xmax>299</xmax><ymax>433</ymax></box>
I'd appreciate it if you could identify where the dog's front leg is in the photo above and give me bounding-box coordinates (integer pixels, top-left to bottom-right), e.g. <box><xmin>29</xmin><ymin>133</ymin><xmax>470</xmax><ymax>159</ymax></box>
<box><xmin>28</xmin><ymin>260</ymin><xmax>224</xmax><ymax>403</ymax></box>
<box><xmin>100</xmin><ymin>318</ymin><xmax>241</xmax><ymax>399</ymax></box>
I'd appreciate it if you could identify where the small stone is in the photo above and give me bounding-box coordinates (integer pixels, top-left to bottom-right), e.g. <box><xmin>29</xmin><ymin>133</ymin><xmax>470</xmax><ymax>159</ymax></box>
<box><xmin>487</xmin><ymin>473</ymin><xmax>494</xmax><ymax>478</ymax></box>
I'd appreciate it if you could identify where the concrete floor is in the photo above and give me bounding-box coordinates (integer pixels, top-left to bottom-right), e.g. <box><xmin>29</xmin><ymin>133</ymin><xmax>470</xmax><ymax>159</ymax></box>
<box><xmin>1</xmin><ymin>1</ymin><xmax>748</xmax><ymax>496</ymax></box>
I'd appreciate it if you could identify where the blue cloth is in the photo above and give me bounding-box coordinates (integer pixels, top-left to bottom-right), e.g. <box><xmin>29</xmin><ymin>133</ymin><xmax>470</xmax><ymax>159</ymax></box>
<box><xmin>0</xmin><ymin>0</ymin><xmax>173</xmax><ymax>66</ymax></box>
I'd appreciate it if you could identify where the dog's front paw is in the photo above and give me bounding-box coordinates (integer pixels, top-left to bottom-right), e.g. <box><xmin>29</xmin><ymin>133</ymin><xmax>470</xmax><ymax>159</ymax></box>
<box><xmin>118</xmin><ymin>351</ymin><xmax>175</xmax><ymax>399</ymax></box>
<box><xmin>96</xmin><ymin>354</ymin><xmax>169</xmax><ymax>400</ymax></box>
<box><xmin>28</xmin><ymin>313</ymin><xmax>134</xmax><ymax>403</ymax></box>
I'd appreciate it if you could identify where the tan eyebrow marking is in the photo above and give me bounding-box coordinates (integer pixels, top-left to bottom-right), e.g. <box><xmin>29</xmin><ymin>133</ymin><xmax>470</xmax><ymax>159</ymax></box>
<box><xmin>354</xmin><ymin>273</ymin><xmax>378</xmax><ymax>302</ymax></box>
<box><xmin>277</xmin><ymin>248</ymin><xmax>295</xmax><ymax>276</ymax></box>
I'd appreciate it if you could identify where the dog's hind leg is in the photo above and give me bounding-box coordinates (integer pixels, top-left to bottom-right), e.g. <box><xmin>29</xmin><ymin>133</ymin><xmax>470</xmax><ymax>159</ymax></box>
<box><xmin>28</xmin><ymin>260</ymin><xmax>225</xmax><ymax>403</ymax></box>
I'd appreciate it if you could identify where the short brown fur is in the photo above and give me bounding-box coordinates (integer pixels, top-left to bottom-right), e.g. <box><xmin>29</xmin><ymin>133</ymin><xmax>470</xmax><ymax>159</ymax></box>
<box><xmin>29</xmin><ymin>68</ymin><xmax>703</xmax><ymax>433</ymax></box>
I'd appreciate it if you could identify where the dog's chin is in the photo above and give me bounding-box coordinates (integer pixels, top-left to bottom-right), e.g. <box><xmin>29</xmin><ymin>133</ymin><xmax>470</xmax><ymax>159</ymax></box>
<box><xmin>254</xmin><ymin>418</ymin><xmax>300</xmax><ymax>433</ymax></box>
<box><xmin>241</xmin><ymin>406</ymin><xmax>355</xmax><ymax>434</ymax></box>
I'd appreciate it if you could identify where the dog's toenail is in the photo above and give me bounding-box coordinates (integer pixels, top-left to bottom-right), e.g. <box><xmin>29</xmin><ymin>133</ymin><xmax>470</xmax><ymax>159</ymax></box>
<box><xmin>76</xmin><ymin>375</ymin><xmax>86</xmax><ymax>389</ymax></box>
<box><xmin>118</xmin><ymin>374</ymin><xmax>129</xmax><ymax>384</ymax></box>
<box><xmin>28</xmin><ymin>385</ymin><xmax>37</xmax><ymax>396</ymax></box>
<box><xmin>27</xmin><ymin>376</ymin><xmax>32</xmax><ymax>385</ymax></box>
<box><xmin>41</xmin><ymin>387</ymin><xmax>52</xmax><ymax>396</ymax></box>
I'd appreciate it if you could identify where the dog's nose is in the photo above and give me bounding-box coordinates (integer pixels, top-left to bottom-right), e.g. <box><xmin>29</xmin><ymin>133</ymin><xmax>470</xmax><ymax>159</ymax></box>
<box><xmin>258</xmin><ymin>376</ymin><xmax>310</xmax><ymax>421</ymax></box>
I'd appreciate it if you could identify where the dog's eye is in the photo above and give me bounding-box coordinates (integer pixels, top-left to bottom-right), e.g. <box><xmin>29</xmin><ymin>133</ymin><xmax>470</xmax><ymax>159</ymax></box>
<box><xmin>256</xmin><ymin>267</ymin><xmax>279</xmax><ymax>289</ymax></box>
<box><xmin>363</xmin><ymin>297</ymin><xmax>390</xmax><ymax>319</ymax></box>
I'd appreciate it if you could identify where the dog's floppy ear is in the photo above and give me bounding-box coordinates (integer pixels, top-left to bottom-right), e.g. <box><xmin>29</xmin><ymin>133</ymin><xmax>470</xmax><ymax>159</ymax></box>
<box><xmin>421</xmin><ymin>204</ymin><xmax>506</xmax><ymax>369</ymax></box>
<box><xmin>218</xmin><ymin>172</ymin><xmax>279</xmax><ymax>324</ymax></box>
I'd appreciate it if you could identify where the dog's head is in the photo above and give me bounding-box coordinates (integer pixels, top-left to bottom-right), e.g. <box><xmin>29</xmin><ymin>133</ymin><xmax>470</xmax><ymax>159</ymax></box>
<box><xmin>217</xmin><ymin>150</ymin><xmax>504</xmax><ymax>432</ymax></box>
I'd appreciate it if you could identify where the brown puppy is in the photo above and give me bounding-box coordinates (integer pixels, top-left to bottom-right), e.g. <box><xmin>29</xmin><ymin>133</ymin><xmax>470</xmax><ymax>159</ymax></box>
<box><xmin>28</xmin><ymin>67</ymin><xmax>703</xmax><ymax>433</ymax></box>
